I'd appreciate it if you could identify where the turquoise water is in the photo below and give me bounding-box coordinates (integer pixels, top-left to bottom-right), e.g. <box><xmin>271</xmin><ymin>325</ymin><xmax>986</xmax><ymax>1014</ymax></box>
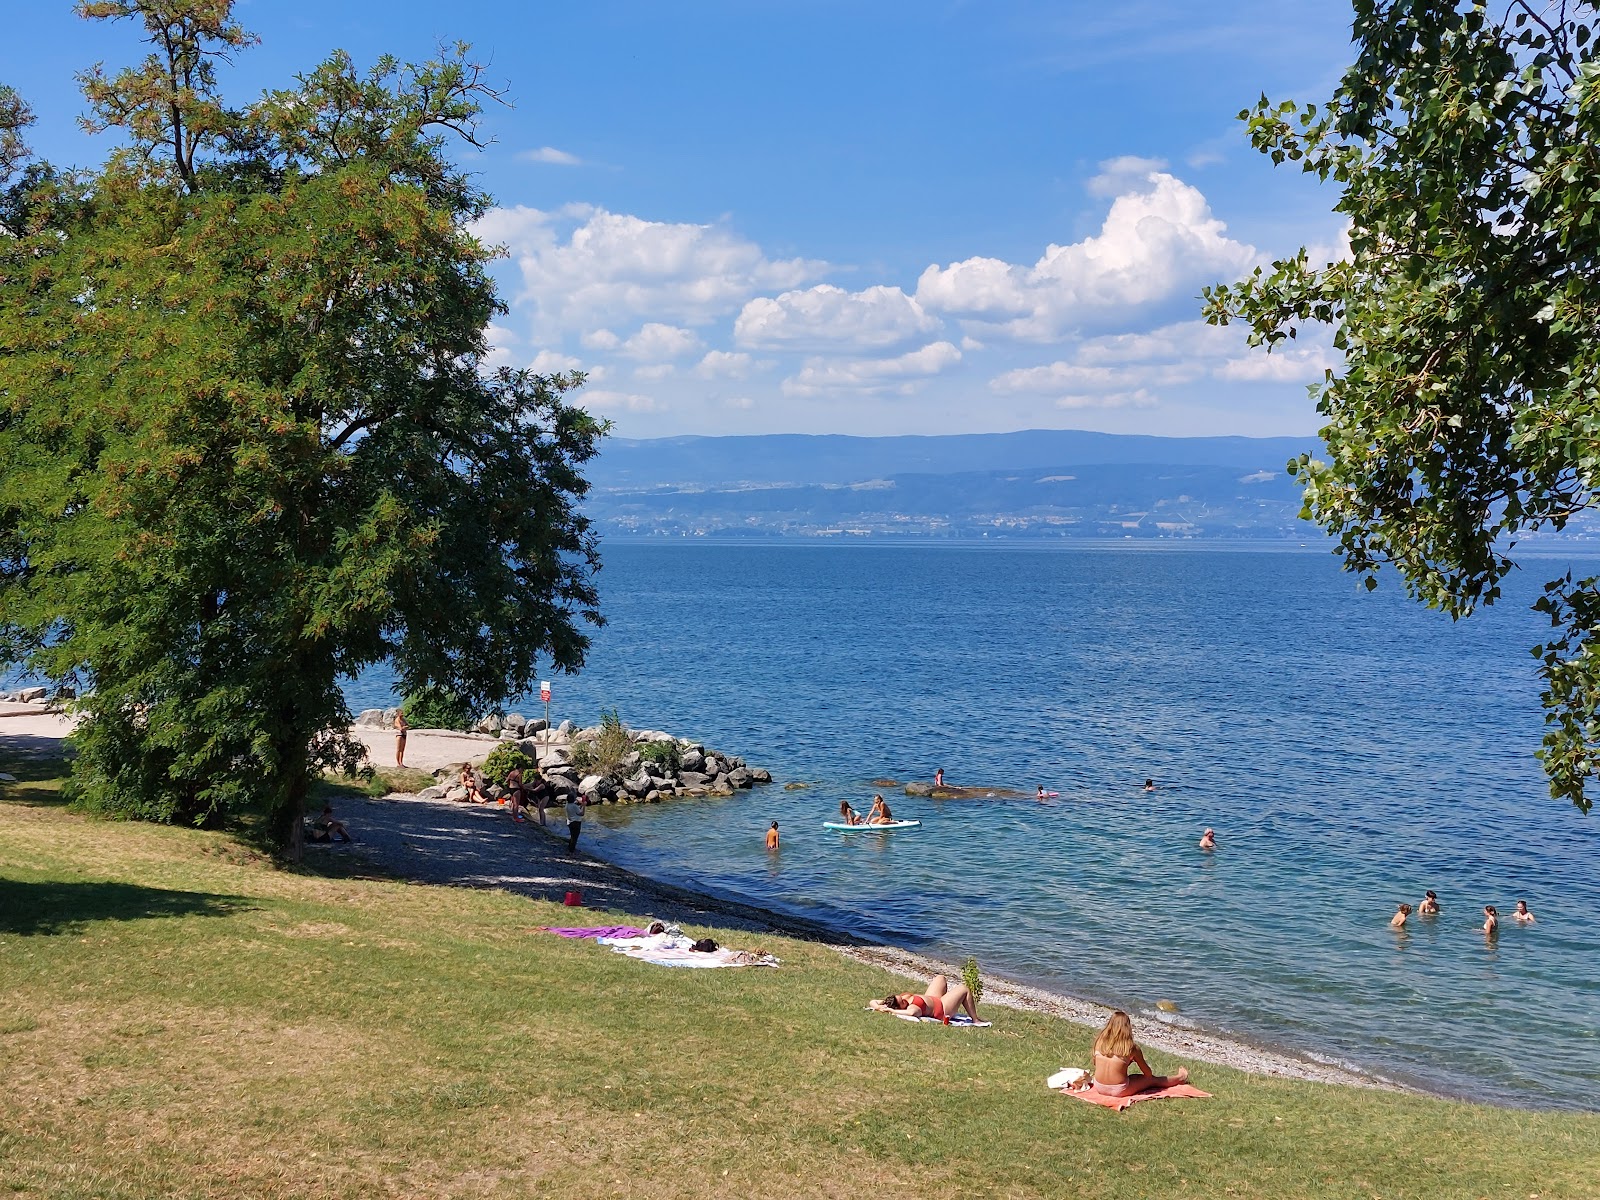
<box><xmin>349</xmin><ymin>542</ymin><xmax>1600</xmax><ymax>1109</ymax></box>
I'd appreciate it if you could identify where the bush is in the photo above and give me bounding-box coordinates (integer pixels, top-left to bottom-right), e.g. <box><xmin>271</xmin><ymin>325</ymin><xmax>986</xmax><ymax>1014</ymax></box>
<box><xmin>570</xmin><ymin>708</ymin><xmax>633</xmax><ymax>777</ymax></box>
<box><xmin>481</xmin><ymin>743</ymin><xmax>537</xmax><ymax>789</ymax></box>
<box><xmin>403</xmin><ymin>685</ymin><xmax>474</xmax><ymax>731</ymax></box>
<box><xmin>639</xmin><ymin>740</ymin><xmax>681</xmax><ymax>773</ymax></box>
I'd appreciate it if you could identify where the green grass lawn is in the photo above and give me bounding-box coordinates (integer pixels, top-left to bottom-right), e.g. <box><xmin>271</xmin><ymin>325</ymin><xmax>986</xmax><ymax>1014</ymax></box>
<box><xmin>2</xmin><ymin>752</ymin><xmax>1596</xmax><ymax>1199</ymax></box>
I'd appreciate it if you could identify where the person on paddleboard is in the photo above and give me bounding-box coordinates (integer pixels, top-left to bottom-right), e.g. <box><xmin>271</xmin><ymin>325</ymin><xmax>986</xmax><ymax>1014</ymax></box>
<box><xmin>838</xmin><ymin>799</ymin><xmax>863</xmax><ymax>826</ymax></box>
<box><xmin>867</xmin><ymin>794</ymin><xmax>894</xmax><ymax>824</ymax></box>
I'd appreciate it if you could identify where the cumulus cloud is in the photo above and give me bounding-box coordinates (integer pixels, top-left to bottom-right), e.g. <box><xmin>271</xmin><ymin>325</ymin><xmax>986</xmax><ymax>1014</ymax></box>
<box><xmin>582</xmin><ymin>328</ymin><xmax>621</xmax><ymax>351</ymax></box>
<box><xmin>1213</xmin><ymin>344</ymin><xmax>1336</xmax><ymax>382</ymax></box>
<box><xmin>473</xmin><ymin>204</ymin><xmax>827</xmax><ymax>332</ymax></box>
<box><xmin>581</xmin><ymin>389</ymin><xmax>665</xmax><ymax>413</ymax></box>
<box><xmin>620</xmin><ymin>323</ymin><xmax>702</xmax><ymax>362</ymax></box>
<box><xmin>696</xmin><ymin>350</ymin><xmax>755</xmax><ymax>379</ymax></box>
<box><xmin>1086</xmin><ymin>155</ymin><xmax>1169</xmax><ymax>197</ymax></box>
<box><xmin>782</xmin><ymin>341</ymin><xmax>962</xmax><ymax>397</ymax></box>
<box><xmin>990</xmin><ymin>360</ymin><xmax>1195</xmax><ymax>395</ymax></box>
<box><xmin>1055</xmin><ymin>389</ymin><xmax>1159</xmax><ymax>410</ymax></box>
<box><xmin>735</xmin><ymin>284</ymin><xmax>941</xmax><ymax>351</ymax></box>
<box><xmin>517</xmin><ymin>146</ymin><xmax>584</xmax><ymax>166</ymax></box>
<box><xmin>915</xmin><ymin>168</ymin><xmax>1257</xmax><ymax>340</ymax></box>
<box><xmin>526</xmin><ymin>349</ymin><xmax>584</xmax><ymax>373</ymax></box>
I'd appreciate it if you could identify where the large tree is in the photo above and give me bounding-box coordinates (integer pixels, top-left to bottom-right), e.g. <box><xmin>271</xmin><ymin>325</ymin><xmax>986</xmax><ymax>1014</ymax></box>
<box><xmin>0</xmin><ymin>1</ymin><xmax>607</xmax><ymax>854</ymax></box>
<box><xmin>1204</xmin><ymin>0</ymin><xmax>1600</xmax><ymax>813</ymax></box>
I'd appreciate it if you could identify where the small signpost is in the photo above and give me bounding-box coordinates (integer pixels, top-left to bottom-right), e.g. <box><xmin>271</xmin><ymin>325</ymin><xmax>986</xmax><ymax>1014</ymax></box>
<box><xmin>540</xmin><ymin>680</ymin><xmax>551</xmax><ymax>764</ymax></box>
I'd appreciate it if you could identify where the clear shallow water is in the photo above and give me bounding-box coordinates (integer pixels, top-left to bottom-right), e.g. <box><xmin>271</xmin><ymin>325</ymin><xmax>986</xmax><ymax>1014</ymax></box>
<box><xmin>350</xmin><ymin>542</ymin><xmax>1600</xmax><ymax>1110</ymax></box>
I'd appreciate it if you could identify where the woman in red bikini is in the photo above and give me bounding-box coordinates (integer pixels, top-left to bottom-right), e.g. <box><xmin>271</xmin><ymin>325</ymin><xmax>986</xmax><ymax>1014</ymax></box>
<box><xmin>870</xmin><ymin>974</ymin><xmax>979</xmax><ymax>1024</ymax></box>
<box><xmin>1091</xmin><ymin>1010</ymin><xmax>1189</xmax><ymax>1097</ymax></box>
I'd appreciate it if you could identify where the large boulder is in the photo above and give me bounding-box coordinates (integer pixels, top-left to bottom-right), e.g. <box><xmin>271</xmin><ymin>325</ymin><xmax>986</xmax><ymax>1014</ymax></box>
<box><xmin>505</xmin><ymin>713</ymin><xmax>528</xmax><ymax>735</ymax></box>
<box><xmin>418</xmin><ymin>785</ymin><xmax>449</xmax><ymax>800</ymax></box>
<box><xmin>728</xmin><ymin>755</ymin><xmax>746</xmax><ymax>770</ymax></box>
<box><xmin>727</xmin><ymin>767</ymin><xmax>754</xmax><ymax>789</ymax></box>
<box><xmin>444</xmin><ymin>784</ymin><xmax>469</xmax><ymax>802</ymax></box>
<box><xmin>676</xmin><ymin>770</ymin><xmax>711</xmax><ymax>788</ymax></box>
<box><xmin>749</xmin><ymin>767</ymin><xmax>772</xmax><ymax>785</ymax></box>
<box><xmin>578</xmin><ymin>773</ymin><xmax>607</xmax><ymax>796</ymax></box>
<box><xmin>556</xmin><ymin>719</ymin><xmax>575</xmax><ymax>738</ymax></box>
<box><xmin>680</xmin><ymin>748</ymin><xmax>705</xmax><ymax>773</ymax></box>
<box><xmin>623</xmin><ymin>770</ymin><xmax>653</xmax><ymax>797</ymax></box>
<box><xmin>621</xmin><ymin>750</ymin><xmax>641</xmax><ymax>773</ymax></box>
<box><xmin>904</xmin><ymin>782</ymin><xmax>934</xmax><ymax>797</ymax></box>
<box><xmin>474</xmin><ymin>714</ymin><xmax>502</xmax><ymax>735</ymax></box>
<box><xmin>355</xmin><ymin>708</ymin><xmax>388</xmax><ymax>728</ymax></box>
<box><xmin>433</xmin><ymin>762</ymin><xmax>469</xmax><ymax>780</ymax></box>
<box><xmin>524</xmin><ymin>717</ymin><xmax>549</xmax><ymax>733</ymax></box>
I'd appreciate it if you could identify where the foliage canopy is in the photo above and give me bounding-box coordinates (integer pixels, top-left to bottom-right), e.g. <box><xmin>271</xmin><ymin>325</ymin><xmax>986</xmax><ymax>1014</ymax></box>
<box><xmin>0</xmin><ymin>1</ymin><xmax>607</xmax><ymax>853</ymax></box>
<box><xmin>1204</xmin><ymin>0</ymin><xmax>1600</xmax><ymax>812</ymax></box>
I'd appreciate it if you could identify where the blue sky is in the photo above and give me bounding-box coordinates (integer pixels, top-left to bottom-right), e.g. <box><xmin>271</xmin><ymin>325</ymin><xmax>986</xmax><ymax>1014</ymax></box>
<box><xmin>8</xmin><ymin>1</ymin><xmax>1358</xmax><ymax>439</ymax></box>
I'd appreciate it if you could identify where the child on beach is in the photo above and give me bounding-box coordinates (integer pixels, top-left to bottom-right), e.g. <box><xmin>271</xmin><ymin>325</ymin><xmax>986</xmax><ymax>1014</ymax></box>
<box><xmin>1513</xmin><ymin>900</ymin><xmax>1535</xmax><ymax>923</ymax></box>
<box><xmin>1418</xmin><ymin>890</ymin><xmax>1440</xmax><ymax>915</ymax></box>
<box><xmin>1091</xmin><ymin>1010</ymin><xmax>1190</xmax><ymax>1098</ymax></box>
<box><xmin>1390</xmin><ymin>903</ymin><xmax>1412</xmax><ymax>928</ymax></box>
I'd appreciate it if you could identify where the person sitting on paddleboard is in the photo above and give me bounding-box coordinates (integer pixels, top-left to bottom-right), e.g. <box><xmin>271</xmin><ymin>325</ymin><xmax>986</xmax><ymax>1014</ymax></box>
<box><xmin>867</xmin><ymin>794</ymin><xmax>894</xmax><ymax>824</ymax></box>
<box><xmin>838</xmin><ymin>799</ymin><xmax>863</xmax><ymax>826</ymax></box>
<box><xmin>871</xmin><ymin>974</ymin><xmax>980</xmax><ymax>1025</ymax></box>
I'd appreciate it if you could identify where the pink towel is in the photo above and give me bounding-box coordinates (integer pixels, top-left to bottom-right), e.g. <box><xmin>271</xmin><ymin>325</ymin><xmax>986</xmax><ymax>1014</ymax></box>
<box><xmin>539</xmin><ymin>925</ymin><xmax>648</xmax><ymax>939</ymax></box>
<box><xmin>1062</xmin><ymin>1082</ymin><xmax>1212</xmax><ymax>1111</ymax></box>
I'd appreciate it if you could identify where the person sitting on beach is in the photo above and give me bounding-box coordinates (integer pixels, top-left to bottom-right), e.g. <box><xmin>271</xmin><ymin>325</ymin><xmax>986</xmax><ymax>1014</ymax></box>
<box><xmin>459</xmin><ymin>765</ymin><xmax>488</xmax><ymax>804</ymax></box>
<box><xmin>1390</xmin><ymin>902</ymin><xmax>1412</xmax><ymax>928</ymax></box>
<box><xmin>1513</xmin><ymin>899</ymin><xmax>1535</xmax><ymax>924</ymax></box>
<box><xmin>933</xmin><ymin>767</ymin><xmax>944</xmax><ymax>789</ymax></box>
<box><xmin>867</xmin><ymin>794</ymin><xmax>894</xmax><ymax>824</ymax></box>
<box><xmin>1198</xmin><ymin>828</ymin><xmax>1216</xmax><ymax>851</ymax></box>
<box><xmin>1091</xmin><ymin>1010</ymin><xmax>1190</xmax><ymax>1097</ymax></box>
<box><xmin>838</xmin><ymin>799</ymin><xmax>863</xmax><ymax>826</ymax></box>
<box><xmin>308</xmin><ymin>804</ymin><xmax>350</xmax><ymax>843</ymax></box>
<box><xmin>1418</xmin><ymin>890</ymin><xmax>1440</xmax><ymax>915</ymax></box>
<box><xmin>1483</xmin><ymin>904</ymin><xmax>1499</xmax><ymax>934</ymax></box>
<box><xmin>870</xmin><ymin>974</ymin><xmax>979</xmax><ymax>1025</ymax></box>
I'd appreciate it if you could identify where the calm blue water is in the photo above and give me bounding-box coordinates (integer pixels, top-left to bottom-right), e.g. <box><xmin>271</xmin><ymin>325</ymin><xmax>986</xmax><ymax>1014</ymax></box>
<box><xmin>349</xmin><ymin>542</ymin><xmax>1600</xmax><ymax>1110</ymax></box>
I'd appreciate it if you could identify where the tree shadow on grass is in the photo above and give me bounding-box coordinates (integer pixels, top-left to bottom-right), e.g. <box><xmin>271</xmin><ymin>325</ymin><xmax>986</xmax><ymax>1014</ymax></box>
<box><xmin>0</xmin><ymin>740</ymin><xmax>74</xmax><ymax>808</ymax></box>
<box><xmin>0</xmin><ymin>878</ymin><xmax>251</xmax><ymax>937</ymax></box>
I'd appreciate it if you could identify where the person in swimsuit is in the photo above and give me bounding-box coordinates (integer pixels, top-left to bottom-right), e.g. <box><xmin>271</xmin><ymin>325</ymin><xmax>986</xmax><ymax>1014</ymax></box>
<box><xmin>505</xmin><ymin>766</ymin><xmax>526</xmax><ymax>819</ymax></box>
<box><xmin>766</xmin><ymin>821</ymin><xmax>780</xmax><ymax>849</ymax></box>
<box><xmin>1091</xmin><ymin>1010</ymin><xmax>1189</xmax><ymax>1098</ymax></box>
<box><xmin>1513</xmin><ymin>899</ymin><xmax>1535</xmax><ymax>923</ymax></box>
<box><xmin>1418</xmin><ymin>890</ymin><xmax>1440</xmax><ymax>915</ymax></box>
<box><xmin>1037</xmin><ymin>785</ymin><xmax>1047</xmax><ymax>801</ymax></box>
<box><xmin>1143</xmin><ymin>778</ymin><xmax>1156</xmax><ymax>792</ymax></box>
<box><xmin>1390</xmin><ymin>902</ymin><xmax>1412</xmax><ymax>928</ymax></box>
<box><xmin>1198</xmin><ymin>828</ymin><xmax>1216</xmax><ymax>851</ymax></box>
<box><xmin>393</xmin><ymin>707</ymin><xmax>408</xmax><ymax>768</ymax></box>
<box><xmin>933</xmin><ymin>768</ymin><xmax>944</xmax><ymax>789</ymax></box>
<box><xmin>838</xmin><ymin>799</ymin><xmax>863</xmax><ymax>826</ymax></box>
<box><xmin>1483</xmin><ymin>904</ymin><xmax>1500</xmax><ymax>935</ymax></box>
<box><xmin>867</xmin><ymin>794</ymin><xmax>894</xmax><ymax>824</ymax></box>
<box><xmin>869</xmin><ymin>974</ymin><xmax>979</xmax><ymax>1025</ymax></box>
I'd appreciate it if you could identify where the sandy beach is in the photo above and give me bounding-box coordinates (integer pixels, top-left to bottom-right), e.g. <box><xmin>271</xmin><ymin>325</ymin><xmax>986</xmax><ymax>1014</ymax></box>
<box><xmin>1</xmin><ymin>700</ymin><xmax>1399</xmax><ymax>1095</ymax></box>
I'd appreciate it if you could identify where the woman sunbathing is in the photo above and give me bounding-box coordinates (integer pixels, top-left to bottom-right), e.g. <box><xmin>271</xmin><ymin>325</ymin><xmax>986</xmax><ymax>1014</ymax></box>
<box><xmin>1091</xmin><ymin>1010</ymin><xmax>1189</xmax><ymax>1097</ymax></box>
<box><xmin>870</xmin><ymin>974</ymin><xmax>979</xmax><ymax>1025</ymax></box>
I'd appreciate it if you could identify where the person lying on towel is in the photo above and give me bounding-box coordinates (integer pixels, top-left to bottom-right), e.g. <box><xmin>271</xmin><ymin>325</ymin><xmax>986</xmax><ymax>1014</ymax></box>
<box><xmin>870</xmin><ymin>973</ymin><xmax>979</xmax><ymax>1025</ymax></box>
<box><xmin>1091</xmin><ymin>1010</ymin><xmax>1190</xmax><ymax>1097</ymax></box>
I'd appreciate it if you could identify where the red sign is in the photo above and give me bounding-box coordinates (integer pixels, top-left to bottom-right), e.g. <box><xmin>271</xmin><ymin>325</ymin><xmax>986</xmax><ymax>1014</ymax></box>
<box><xmin>539</xmin><ymin>680</ymin><xmax>551</xmax><ymax>703</ymax></box>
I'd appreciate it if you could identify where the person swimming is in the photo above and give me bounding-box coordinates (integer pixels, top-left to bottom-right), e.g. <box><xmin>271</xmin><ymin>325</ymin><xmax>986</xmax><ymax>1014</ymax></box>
<box><xmin>1037</xmin><ymin>785</ymin><xmax>1047</xmax><ymax>801</ymax></box>
<box><xmin>1198</xmin><ymin>828</ymin><xmax>1216</xmax><ymax>850</ymax></box>
<box><xmin>1143</xmin><ymin>778</ymin><xmax>1156</xmax><ymax>792</ymax></box>
<box><xmin>838</xmin><ymin>799</ymin><xmax>862</xmax><ymax>826</ymax></box>
<box><xmin>1091</xmin><ymin>1010</ymin><xmax>1190</xmax><ymax>1097</ymax></box>
<box><xmin>1418</xmin><ymin>890</ymin><xmax>1440</xmax><ymax>915</ymax></box>
<box><xmin>1390</xmin><ymin>902</ymin><xmax>1412</xmax><ymax>928</ymax></box>
<box><xmin>1483</xmin><ymin>904</ymin><xmax>1499</xmax><ymax>934</ymax></box>
<box><xmin>1513</xmin><ymin>899</ymin><xmax>1535</xmax><ymax>924</ymax></box>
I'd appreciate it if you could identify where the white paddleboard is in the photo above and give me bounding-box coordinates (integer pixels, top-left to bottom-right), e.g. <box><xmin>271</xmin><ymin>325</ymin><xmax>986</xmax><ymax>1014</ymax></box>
<box><xmin>823</xmin><ymin>820</ymin><xmax>922</xmax><ymax>831</ymax></box>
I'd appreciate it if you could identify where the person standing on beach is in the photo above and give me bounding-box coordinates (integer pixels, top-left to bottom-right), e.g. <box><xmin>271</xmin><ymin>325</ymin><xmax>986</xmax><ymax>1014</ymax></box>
<box><xmin>393</xmin><ymin>707</ymin><xmax>408</xmax><ymax>768</ymax></box>
<box><xmin>766</xmin><ymin>821</ymin><xmax>780</xmax><ymax>850</ymax></box>
<box><xmin>565</xmin><ymin>793</ymin><xmax>586</xmax><ymax>853</ymax></box>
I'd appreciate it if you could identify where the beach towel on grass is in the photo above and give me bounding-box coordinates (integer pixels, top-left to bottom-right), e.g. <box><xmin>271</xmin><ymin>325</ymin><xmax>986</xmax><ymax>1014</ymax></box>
<box><xmin>541</xmin><ymin>926</ymin><xmax>648</xmax><ymax>939</ymax></box>
<box><xmin>597</xmin><ymin>933</ymin><xmax>779</xmax><ymax>968</ymax></box>
<box><xmin>866</xmin><ymin>1006</ymin><xmax>992</xmax><ymax>1029</ymax></box>
<box><xmin>1061</xmin><ymin>1082</ymin><xmax>1211</xmax><ymax>1111</ymax></box>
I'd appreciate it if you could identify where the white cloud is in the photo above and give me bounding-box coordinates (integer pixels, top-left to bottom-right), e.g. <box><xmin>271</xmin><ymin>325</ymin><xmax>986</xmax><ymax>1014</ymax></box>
<box><xmin>1055</xmin><ymin>389</ymin><xmax>1159</xmax><ymax>410</ymax></box>
<box><xmin>473</xmin><ymin>204</ymin><xmax>828</xmax><ymax>332</ymax></box>
<box><xmin>696</xmin><ymin>350</ymin><xmax>755</xmax><ymax>379</ymax></box>
<box><xmin>1213</xmin><ymin>344</ymin><xmax>1336</xmax><ymax>382</ymax></box>
<box><xmin>915</xmin><ymin>169</ymin><xmax>1257</xmax><ymax>340</ymax></box>
<box><xmin>634</xmin><ymin>363</ymin><xmax>676</xmax><ymax>381</ymax></box>
<box><xmin>581</xmin><ymin>389</ymin><xmax>665</xmax><ymax>413</ymax></box>
<box><xmin>1086</xmin><ymin>155</ymin><xmax>1169</xmax><ymax>197</ymax></box>
<box><xmin>527</xmin><ymin>349</ymin><xmax>583</xmax><ymax>373</ymax></box>
<box><xmin>517</xmin><ymin>146</ymin><xmax>584</xmax><ymax>166</ymax></box>
<box><xmin>990</xmin><ymin>359</ymin><xmax>1196</xmax><ymax>395</ymax></box>
<box><xmin>582</xmin><ymin>328</ymin><xmax>621</xmax><ymax>350</ymax></box>
<box><xmin>735</xmin><ymin>284</ymin><xmax>941</xmax><ymax>350</ymax></box>
<box><xmin>620</xmin><ymin>322</ymin><xmax>702</xmax><ymax>362</ymax></box>
<box><xmin>782</xmin><ymin>341</ymin><xmax>962</xmax><ymax>397</ymax></box>
<box><xmin>723</xmin><ymin>396</ymin><xmax>756</xmax><ymax>410</ymax></box>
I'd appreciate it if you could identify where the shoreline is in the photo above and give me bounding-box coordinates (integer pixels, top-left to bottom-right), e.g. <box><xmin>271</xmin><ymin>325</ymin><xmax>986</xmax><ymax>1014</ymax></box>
<box><xmin>0</xmin><ymin>705</ymin><xmax>1472</xmax><ymax>1104</ymax></box>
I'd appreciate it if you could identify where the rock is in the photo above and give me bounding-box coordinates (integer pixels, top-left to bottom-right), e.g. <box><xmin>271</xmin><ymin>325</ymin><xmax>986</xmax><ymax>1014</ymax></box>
<box><xmin>418</xmin><ymin>785</ymin><xmax>449</xmax><ymax>800</ymax></box>
<box><xmin>680</xmin><ymin>749</ymin><xmax>705</xmax><ymax>772</ymax></box>
<box><xmin>677</xmin><ymin>770</ymin><xmax>711</xmax><ymax>788</ymax></box>
<box><xmin>578</xmin><ymin>773</ymin><xmax>606</xmax><ymax>796</ymax></box>
<box><xmin>904</xmin><ymin>782</ymin><xmax>934</xmax><ymax>797</ymax></box>
<box><xmin>444</xmin><ymin>785</ymin><xmax>468</xmax><ymax>802</ymax></box>
<box><xmin>749</xmin><ymin>768</ymin><xmax>772</xmax><ymax>784</ymax></box>
<box><xmin>728</xmin><ymin>755</ymin><xmax>745</xmax><ymax>769</ymax></box>
<box><xmin>622</xmin><ymin>751</ymin><xmax>641</xmax><ymax>772</ymax></box>
<box><xmin>517</xmin><ymin>737</ymin><xmax>547</xmax><ymax>757</ymax></box>
<box><xmin>783</xmin><ymin>782</ymin><xmax>810</xmax><ymax>791</ymax></box>
<box><xmin>1156</xmin><ymin>1000</ymin><xmax>1180</xmax><ymax>1013</ymax></box>
<box><xmin>383</xmin><ymin>707</ymin><xmax>399</xmax><ymax>726</ymax></box>
<box><xmin>704</xmin><ymin>756</ymin><xmax>725</xmax><ymax>776</ymax></box>
<box><xmin>525</xmin><ymin>717</ymin><xmax>548</xmax><ymax>733</ymax></box>
<box><xmin>434</xmin><ymin>762</ymin><xmax>468</xmax><ymax>780</ymax></box>
<box><xmin>709</xmin><ymin>781</ymin><xmax>735</xmax><ymax>797</ymax></box>
<box><xmin>474</xmin><ymin>714</ymin><xmax>502</xmax><ymax>734</ymax></box>
<box><xmin>355</xmin><ymin>708</ymin><xmax>388</xmax><ymax>728</ymax></box>
<box><xmin>557</xmin><ymin>719</ymin><xmax>575</xmax><ymax>737</ymax></box>
<box><xmin>623</xmin><ymin>770</ymin><xmax>652</xmax><ymax>797</ymax></box>
<box><xmin>727</xmin><ymin>767</ymin><xmax>753</xmax><ymax>789</ymax></box>
<box><xmin>16</xmin><ymin>686</ymin><xmax>46</xmax><ymax>703</ymax></box>
<box><xmin>505</xmin><ymin>713</ymin><xmax>528</xmax><ymax>734</ymax></box>
<box><xmin>484</xmin><ymin>784</ymin><xmax>504</xmax><ymax>802</ymax></box>
<box><xmin>634</xmin><ymin>729</ymin><xmax>674</xmax><ymax>743</ymax></box>
<box><xmin>871</xmin><ymin>778</ymin><xmax>900</xmax><ymax>788</ymax></box>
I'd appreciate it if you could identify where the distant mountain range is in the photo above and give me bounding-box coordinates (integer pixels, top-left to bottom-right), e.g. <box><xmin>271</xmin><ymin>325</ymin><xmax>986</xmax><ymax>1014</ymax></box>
<box><xmin>581</xmin><ymin>429</ymin><xmax>1330</xmax><ymax>540</ymax></box>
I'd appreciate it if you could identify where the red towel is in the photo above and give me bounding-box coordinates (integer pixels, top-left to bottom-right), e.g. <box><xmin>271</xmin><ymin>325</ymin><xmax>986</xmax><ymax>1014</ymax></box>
<box><xmin>1062</xmin><ymin>1082</ymin><xmax>1212</xmax><ymax>1111</ymax></box>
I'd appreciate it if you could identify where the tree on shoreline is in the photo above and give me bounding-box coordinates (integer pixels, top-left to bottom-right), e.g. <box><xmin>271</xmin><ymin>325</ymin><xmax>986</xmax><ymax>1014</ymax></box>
<box><xmin>1204</xmin><ymin>0</ymin><xmax>1600</xmax><ymax>813</ymax></box>
<box><xmin>0</xmin><ymin>1</ymin><xmax>607</xmax><ymax>856</ymax></box>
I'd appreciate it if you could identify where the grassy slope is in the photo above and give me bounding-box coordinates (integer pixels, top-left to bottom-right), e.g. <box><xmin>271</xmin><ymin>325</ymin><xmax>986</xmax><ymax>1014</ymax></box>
<box><xmin>1</xmin><ymin>755</ymin><xmax>1596</xmax><ymax>1200</ymax></box>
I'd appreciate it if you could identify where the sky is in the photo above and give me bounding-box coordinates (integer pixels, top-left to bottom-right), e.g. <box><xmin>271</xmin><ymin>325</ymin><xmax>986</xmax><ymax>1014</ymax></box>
<box><xmin>7</xmin><ymin>1</ymin><xmax>1359</xmax><ymax>440</ymax></box>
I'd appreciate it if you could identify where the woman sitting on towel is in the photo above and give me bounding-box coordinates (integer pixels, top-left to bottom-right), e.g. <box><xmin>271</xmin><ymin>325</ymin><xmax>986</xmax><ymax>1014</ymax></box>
<box><xmin>1091</xmin><ymin>1010</ymin><xmax>1189</xmax><ymax>1097</ymax></box>
<box><xmin>838</xmin><ymin>800</ymin><xmax>863</xmax><ymax>826</ymax></box>
<box><xmin>867</xmin><ymin>794</ymin><xmax>894</xmax><ymax>824</ymax></box>
<box><xmin>870</xmin><ymin>974</ymin><xmax>979</xmax><ymax>1025</ymax></box>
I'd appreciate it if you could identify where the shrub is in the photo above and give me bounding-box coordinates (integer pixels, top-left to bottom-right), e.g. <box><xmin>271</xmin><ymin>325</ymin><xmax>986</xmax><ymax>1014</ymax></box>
<box><xmin>570</xmin><ymin>708</ymin><xmax>633</xmax><ymax>777</ymax></box>
<box><xmin>962</xmin><ymin>957</ymin><xmax>983</xmax><ymax>1004</ymax></box>
<box><xmin>639</xmin><ymin>740</ymin><xmax>681</xmax><ymax>773</ymax></box>
<box><xmin>403</xmin><ymin>685</ymin><xmax>474</xmax><ymax>732</ymax></box>
<box><xmin>481</xmin><ymin>743</ymin><xmax>536</xmax><ymax>789</ymax></box>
